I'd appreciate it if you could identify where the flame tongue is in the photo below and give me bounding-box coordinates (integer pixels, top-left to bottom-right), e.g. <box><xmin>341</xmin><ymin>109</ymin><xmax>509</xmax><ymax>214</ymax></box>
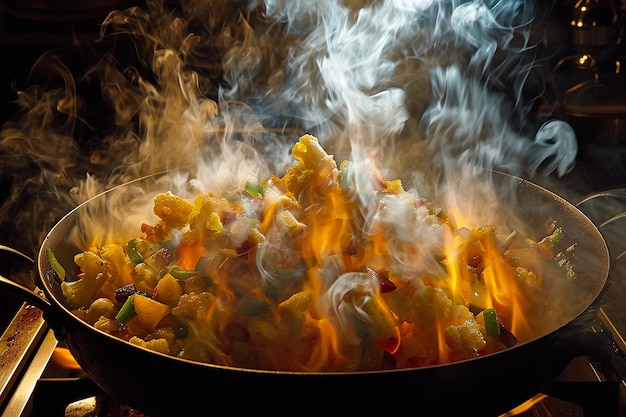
<box><xmin>61</xmin><ymin>134</ymin><xmax>571</xmax><ymax>373</ymax></box>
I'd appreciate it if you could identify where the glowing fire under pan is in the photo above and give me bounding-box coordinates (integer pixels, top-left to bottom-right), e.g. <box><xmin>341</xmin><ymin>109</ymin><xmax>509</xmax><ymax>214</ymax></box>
<box><xmin>0</xmin><ymin>138</ymin><xmax>609</xmax><ymax>417</ymax></box>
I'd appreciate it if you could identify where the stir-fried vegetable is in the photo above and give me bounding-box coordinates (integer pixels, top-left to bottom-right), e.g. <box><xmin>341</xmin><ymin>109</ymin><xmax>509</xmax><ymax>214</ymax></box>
<box><xmin>127</xmin><ymin>239</ymin><xmax>144</xmax><ymax>264</ymax></box>
<box><xmin>46</xmin><ymin>247</ymin><xmax>65</xmax><ymax>281</ymax></box>
<box><xmin>115</xmin><ymin>294</ymin><xmax>136</xmax><ymax>324</ymax></box>
<box><xmin>245</xmin><ymin>180</ymin><xmax>264</xmax><ymax>197</ymax></box>
<box><xmin>57</xmin><ymin>135</ymin><xmax>574</xmax><ymax>372</ymax></box>
<box><xmin>482</xmin><ymin>307</ymin><xmax>501</xmax><ymax>337</ymax></box>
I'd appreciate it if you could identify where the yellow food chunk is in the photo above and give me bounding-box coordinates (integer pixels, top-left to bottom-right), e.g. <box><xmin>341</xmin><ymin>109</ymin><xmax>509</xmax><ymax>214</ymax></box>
<box><xmin>293</xmin><ymin>135</ymin><xmax>336</xmax><ymax>174</ymax></box>
<box><xmin>206</xmin><ymin>211</ymin><xmax>223</xmax><ymax>233</ymax></box>
<box><xmin>278</xmin><ymin>210</ymin><xmax>306</xmax><ymax>232</ymax></box>
<box><xmin>154</xmin><ymin>273</ymin><xmax>183</xmax><ymax>307</ymax></box>
<box><xmin>382</xmin><ymin>179</ymin><xmax>404</xmax><ymax>194</ymax></box>
<box><xmin>129</xmin><ymin>336</ymin><xmax>170</xmax><ymax>355</ymax></box>
<box><xmin>413</xmin><ymin>286</ymin><xmax>486</xmax><ymax>354</ymax></box>
<box><xmin>188</xmin><ymin>195</ymin><xmax>234</xmax><ymax>238</ymax></box>
<box><xmin>133</xmin><ymin>294</ymin><xmax>171</xmax><ymax>332</ymax></box>
<box><xmin>278</xmin><ymin>290</ymin><xmax>311</xmax><ymax>318</ymax></box>
<box><xmin>99</xmin><ymin>244</ymin><xmax>134</xmax><ymax>298</ymax></box>
<box><xmin>67</xmin><ymin>134</ymin><xmax>548</xmax><ymax>372</ymax></box>
<box><xmin>247</xmin><ymin>227</ymin><xmax>266</xmax><ymax>245</ymax></box>
<box><xmin>283</xmin><ymin>135</ymin><xmax>337</xmax><ymax>197</ymax></box>
<box><xmin>154</xmin><ymin>191</ymin><xmax>194</xmax><ymax>228</ymax></box>
<box><xmin>62</xmin><ymin>251</ymin><xmax>107</xmax><ymax>309</ymax></box>
<box><xmin>515</xmin><ymin>266</ymin><xmax>538</xmax><ymax>287</ymax></box>
<box><xmin>173</xmin><ymin>292</ymin><xmax>219</xmax><ymax>324</ymax></box>
<box><xmin>445</xmin><ymin>319</ymin><xmax>486</xmax><ymax>353</ymax></box>
<box><xmin>133</xmin><ymin>263</ymin><xmax>159</xmax><ymax>296</ymax></box>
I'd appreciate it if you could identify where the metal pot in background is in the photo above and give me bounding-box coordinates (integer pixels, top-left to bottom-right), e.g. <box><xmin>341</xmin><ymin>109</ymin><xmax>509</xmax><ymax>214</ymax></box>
<box><xmin>557</xmin><ymin>77</ymin><xmax>626</xmax><ymax>181</ymax></box>
<box><xmin>549</xmin><ymin>0</ymin><xmax>626</xmax><ymax>187</ymax></box>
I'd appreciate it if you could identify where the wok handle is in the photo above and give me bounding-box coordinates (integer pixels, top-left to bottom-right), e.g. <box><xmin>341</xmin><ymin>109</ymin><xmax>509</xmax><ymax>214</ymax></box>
<box><xmin>0</xmin><ymin>245</ymin><xmax>52</xmax><ymax>313</ymax></box>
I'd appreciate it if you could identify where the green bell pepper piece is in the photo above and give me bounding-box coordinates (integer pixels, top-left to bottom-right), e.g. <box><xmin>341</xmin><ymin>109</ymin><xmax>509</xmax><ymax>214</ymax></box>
<box><xmin>245</xmin><ymin>181</ymin><xmax>264</xmax><ymax>197</ymax></box>
<box><xmin>483</xmin><ymin>307</ymin><xmax>501</xmax><ymax>337</ymax></box>
<box><xmin>46</xmin><ymin>248</ymin><xmax>66</xmax><ymax>281</ymax></box>
<box><xmin>115</xmin><ymin>294</ymin><xmax>136</xmax><ymax>324</ymax></box>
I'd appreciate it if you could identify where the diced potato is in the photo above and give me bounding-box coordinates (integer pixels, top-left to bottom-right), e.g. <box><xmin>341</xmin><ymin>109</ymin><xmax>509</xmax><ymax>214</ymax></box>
<box><xmin>154</xmin><ymin>274</ymin><xmax>183</xmax><ymax>307</ymax></box>
<box><xmin>133</xmin><ymin>294</ymin><xmax>171</xmax><ymax>332</ymax></box>
<box><xmin>468</xmin><ymin>280</ymin><xmax>489</xmax><ymax>314</ymax></box>
<box><xmin>125</xmin><ymin>316</ymin><xmax>148</xmax><ymax>338</ymax></box>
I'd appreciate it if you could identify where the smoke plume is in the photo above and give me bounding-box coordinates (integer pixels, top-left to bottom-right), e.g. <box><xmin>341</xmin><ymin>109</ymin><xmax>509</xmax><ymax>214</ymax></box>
<box><xmin>0</xmin><ymin>0</ymin><xmax>575</xmax><ymax>262</ymax></box>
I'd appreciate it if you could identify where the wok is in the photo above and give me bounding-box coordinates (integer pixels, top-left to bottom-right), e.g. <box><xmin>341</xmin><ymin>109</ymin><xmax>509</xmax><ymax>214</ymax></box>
<box><xmin>0</xmin><ymin>170</ymin><xmax>610</xmax><ymax>417</ymax></box>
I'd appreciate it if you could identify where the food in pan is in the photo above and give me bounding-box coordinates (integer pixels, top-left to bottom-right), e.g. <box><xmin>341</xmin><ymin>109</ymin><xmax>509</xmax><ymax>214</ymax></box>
<box><xmin>51</xmin><ymin>134</ymin><xmax>571</xmax><ymax>372</ymax></box>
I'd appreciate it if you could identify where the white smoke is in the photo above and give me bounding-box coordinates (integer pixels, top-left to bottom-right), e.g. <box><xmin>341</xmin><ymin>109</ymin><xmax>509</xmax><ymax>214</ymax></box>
<box><xmin>0</xmin><ymin>0</ymin><xmax>576</xmax><ymax>259</ymax></box>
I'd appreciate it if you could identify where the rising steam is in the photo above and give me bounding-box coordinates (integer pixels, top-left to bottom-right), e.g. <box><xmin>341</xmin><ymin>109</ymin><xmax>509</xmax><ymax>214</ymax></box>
<box><xmin>0</xmin><ymin>0</ymin><xmax>575</xmax><ymax>263</ymax></box>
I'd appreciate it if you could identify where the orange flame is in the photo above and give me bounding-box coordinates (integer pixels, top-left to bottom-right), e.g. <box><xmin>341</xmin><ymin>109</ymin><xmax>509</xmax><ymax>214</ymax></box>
<box><xmin>435</xmin><ymin>318</ymin><xmax>450</xmax><ymax>364</ymax></box>
<box><xmin>294</xmin><ymin>168</ymin><xmax>356</xmax><ymax>367</ymax></box>
<box><xmin>300</xmin><ymin>183</ymin><xmax>353</xmax><ymax>265</ymax></box>
<box><xmin>177</xmin><ymin>242</ymin><xmax>204</xmax><ymax>271</ymax></box>
<box><xmin>51</xmin><ymin>347</ymin><xmax>82</xmax><ymax>370</ymax></box>
<box><xmin>480</xmin><ymin>232</ymin><xmax>531</xmax><ymax>340</ymax></box>
<box><xmin>304</xmin><ymin>317</ymin><xmax>341</xmax><ymax>371</ymax></box>
<box><xmin>442</xmin><ymin>230</ymin><xmax>475</xmax><ymax>306</ymax></box>
<box><xmin>67</xmin><ymin>135</ymin><xmax>555</xmax><ymax>372</ymax></box>
<box><xmin>499</xmin><ymin>394</ymin><xmax>548</xmax><ymax>416</ymax></box>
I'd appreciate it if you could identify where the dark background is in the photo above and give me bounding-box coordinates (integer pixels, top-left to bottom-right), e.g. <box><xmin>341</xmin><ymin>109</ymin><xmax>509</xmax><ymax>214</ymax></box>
<box><xmin>0</xmin><ymin>1</ymin><xmax>146</xmax><ymax>125</ymax></box>
<box><xmin>0</xmin><ymin>0</ymin><xmax>144</xmax><ymax>328</ymax></box>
